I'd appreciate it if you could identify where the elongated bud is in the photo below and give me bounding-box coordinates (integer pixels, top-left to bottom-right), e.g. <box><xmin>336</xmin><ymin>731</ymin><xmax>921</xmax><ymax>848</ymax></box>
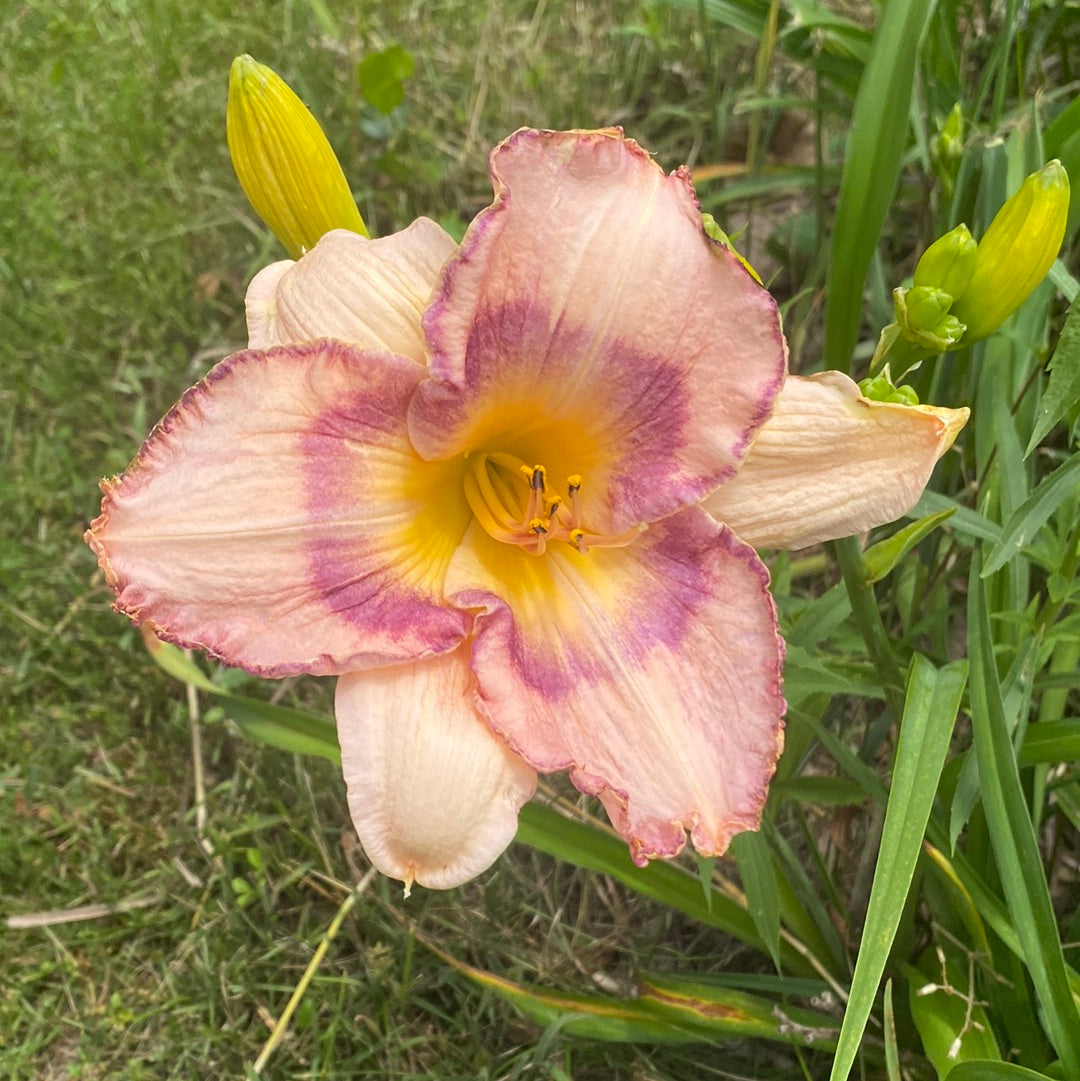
<box><xmin>913</xmin><ymin>224</ymin><xmax>977</xmax><ymax>298</ymax></box>
<box><xmin>227</xmin><ymin>55</ymin><xmax>368</xmax><ymax>258</ymax></box>
<box><xmin>951</xmin><ymin>160</ymin><xmax>1069</xmax><ymax>343</ymax></box>
<box><xmin>931</xmin><ymin>104</ymin><xmax>964</xmax><ymax>198</ymax></box>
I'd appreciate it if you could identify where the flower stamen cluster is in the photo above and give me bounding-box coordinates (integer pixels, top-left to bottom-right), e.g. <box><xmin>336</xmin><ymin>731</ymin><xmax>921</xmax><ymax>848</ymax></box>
<box><xmin>463</xmin><ymin>454</ymin><xmax>643</xmax><ymax>555</ymax></box>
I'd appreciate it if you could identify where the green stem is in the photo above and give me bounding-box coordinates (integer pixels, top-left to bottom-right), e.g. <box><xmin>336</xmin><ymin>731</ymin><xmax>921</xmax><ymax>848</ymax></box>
<box><xmin>831</xmin><ymin>535</ymin><xmax>906</xmax><ymax>720</ymax></box>
<box><xmin>868</xmin><ymin>324</ymin><xmax>937</xmax><ymax>379</ymax></box>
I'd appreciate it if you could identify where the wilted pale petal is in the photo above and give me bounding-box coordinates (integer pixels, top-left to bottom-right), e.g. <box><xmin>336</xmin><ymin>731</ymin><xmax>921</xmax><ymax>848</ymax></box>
<box><xmin>705</xmin><ymin>371</ymin><xmax>969</xmax><ymax>550</ymax></box>
<box><xmin>447</xmin><ymin>507</ymin><xmax>785</xmax><ymax>865</ymax></box>
<box><xmin>410</xmin><ymin>128</ymin><xmax>786</xmax><ymax>531</ymax></box>
<box><xmin>337</xmin><ymin>651</ymin><xmax>537</xmax><ymax>890</ymax></box>
<box><xmin>87</xmin><ymin>341</ymin><xmax>469</xmax><ymax>676</ymax></box>
<box><xmin>246</xmin><ymin>220</ymin><xmax>456</xmax><ymax>362</ymax></box>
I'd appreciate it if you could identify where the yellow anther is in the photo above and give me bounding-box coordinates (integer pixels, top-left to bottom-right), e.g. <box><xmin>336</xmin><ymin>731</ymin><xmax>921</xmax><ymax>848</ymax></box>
<box><xmin>463</xmin><ymin>453</ymin><xmax>640</xmax><ymax>556</ymax></box>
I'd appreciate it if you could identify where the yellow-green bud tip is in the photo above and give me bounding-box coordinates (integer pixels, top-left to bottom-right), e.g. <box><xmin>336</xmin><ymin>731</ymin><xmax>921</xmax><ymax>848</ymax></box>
<box><xmin>227</xmin><ymin>54</ymin><xmax>368</xmax><ymax>258</ymax></box>
<box><xmin>950</xmin><ymin>160</ymin><xmax>1070</xmax><ymax>344</ymax></box>
<box><xmin>913</xmin><ymin>223</ymin><xmax>976</xmax><ymax>298</ymax></box>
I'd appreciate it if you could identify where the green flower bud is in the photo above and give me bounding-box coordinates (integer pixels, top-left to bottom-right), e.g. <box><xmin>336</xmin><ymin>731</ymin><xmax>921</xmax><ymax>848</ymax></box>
<box><xmin>858</xmin><ymin>375</ymin><xmax>921</xmax><ymax>405</ymax></box>
<box><xmin>227</xmin><ymin>55</ymin><xmax>368</xmax><ymax>258</ymax></box>
<box><xmin>913</xmin><ymin>224</ymin><xmax>977</xmax><ymax>299</ymax></box>
<box><xmin>950</xmin><ymin>160</ymin><xmax>1070</xmax><ymax>343</ymax></box>
<box><xmin>931</xmin><ymin>104</ymin><xmax>964</xmax><ymax>191</ymax></box>
<box><xmin>893</xmin><ymin>286</ymin><xmax>966</xmax><ymax>351</ymax></box>
<box><xmin>897</xmin><ymin>285</ymin><xmax>953</xmax><ymax>331</ymax></box>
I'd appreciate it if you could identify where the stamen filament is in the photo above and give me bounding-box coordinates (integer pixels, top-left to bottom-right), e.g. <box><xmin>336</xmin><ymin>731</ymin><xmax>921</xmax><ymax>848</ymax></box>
<box><xmin>462</xmin><ymin>452</ymin><xmax>644</xmax><ymax>556</ymax></box>
<box><xmin>470</xmin><ymin>460</ymin><xmax>522</xmax><ymax>531</ymax></box>
<box><xmin>463</xmin><ymin>469</ymin><xmax>528</xmax><ymax>544</ymax></box>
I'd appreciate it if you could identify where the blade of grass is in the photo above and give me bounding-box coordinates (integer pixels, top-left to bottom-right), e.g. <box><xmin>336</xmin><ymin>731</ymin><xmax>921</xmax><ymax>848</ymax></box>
<box><xmin>515</xmin><ymin>802</ymin><xmax>771</xmax><ymax>957</ymax></box>
<box><xmin>822</xmin><ymin>0</ymin><xmax>937</xmax><ymax>370</ymax></box>
<box><xmin>967</xmin><ymin>552</ymin><xmax>1080</xmax><ymax>1073</ymax></box>
<box><xmin>730</xmin><ymin>830</ymin><xmax>782</xmax><ymax>972</ymax></box>
<box><xmin>948</xmin><ymin>1064</ymin><xmax>1060</xmax><ymax>1081</ymax></box>
<box><xmin>1019</xmin><ymin>720</ymin><xmax>1080</xmax><ymax>765</ymax></box>
<box><xmin>862</xmin><ymin>508</ymin><xmax>956</xmax><ymax>584</ymax></box>
<box><xmin>637</xmin><ymin>971</ymin><xmax>839</xmax><ymax>1049</ymax></box>
<box><xmin>828</xmin><ymin>655</ymin><xmax>967</xmax><ymax>1081</ymax></box>
<box><xmin>146</xmin><ymin>637</ymin><xmax>341</xmax><ymax>762</ymax></box>
<box><xmin>883</xmin><ymin>981</ymin><xmax>901</xmax><ymax>1081</ymax></box>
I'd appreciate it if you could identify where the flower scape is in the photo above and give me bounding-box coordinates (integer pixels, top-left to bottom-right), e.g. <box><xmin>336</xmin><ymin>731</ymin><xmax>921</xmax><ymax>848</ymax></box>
<box><xmin>86</xmin><ymin>126</ymin><xmax>968</xmax><ymax>891</ymax></box>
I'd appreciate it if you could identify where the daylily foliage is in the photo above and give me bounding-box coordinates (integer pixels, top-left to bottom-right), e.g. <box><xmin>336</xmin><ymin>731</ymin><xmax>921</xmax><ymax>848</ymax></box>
<box><xmin>87</xmin><ymin>128</ymin><xmax>967</xmax><ymax>890</ymax></box>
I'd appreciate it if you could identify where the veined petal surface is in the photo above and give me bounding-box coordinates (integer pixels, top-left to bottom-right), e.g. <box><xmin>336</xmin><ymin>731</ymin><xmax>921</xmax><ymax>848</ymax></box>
<box><xmin>337</xmin><ymin>652</ymin><xmax>537</xmax><ymax>890</ymax></box>
<box><xmin>706</xmin><ymin>371</ymin><xmax>970</xmax><ymax>550</ymax></box>
<box><xmin>410</xmin><ymin>128</ymin><xmax>786</xmax><ymax>532</ymax></box>
<box><xmin>447</xmin><ymin>507</ymin><xmax>785</xmax><ymax>864</ymax></box>
<box><xmin>245</xmin><ymin>258</ymin><xmax>294</xmax><ymax>348</ymax></box>
<box><xmin>246</xmin><ymin>220</ymin><xmax>457</xmax><ymax>362</ymax></box>
<box><xmin>87</xmin><ymin>341</ymin><xmax>469</xmax><ymax>676</ymax></box>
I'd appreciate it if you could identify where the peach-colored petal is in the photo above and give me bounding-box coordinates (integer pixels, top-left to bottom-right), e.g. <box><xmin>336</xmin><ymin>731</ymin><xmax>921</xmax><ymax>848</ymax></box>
<box><xmin>86</xmin><ymin>340</ymin><xmax>469</xmax><ymax>677</ymax></box>
<box><xmin>409</xmin><ymin>128</ymin><xmax>786</xmax><ymax>532</ymax></box>
<box><xmin>245</xmin><ymin>219</ymin><xmax>457</xmax><ymax>362</ymax></box>
<box><xmin>447</xmin><ymin>507</ymin><xmax>785</xmax><ymax>865</ymax></box>
<box><xmin>705</xmin><ymin>371</ymin><xmax>970</xmax><ymax>550</ymax></box>
<box><xmin>337</xmin><ymin>651</ymin><xmax>537</xmax><ymax>890</ymax></box>
<box><xmin>245</xmin><ymin>258</ymin><xmax>294</xmax><ymax>348</ymax></box>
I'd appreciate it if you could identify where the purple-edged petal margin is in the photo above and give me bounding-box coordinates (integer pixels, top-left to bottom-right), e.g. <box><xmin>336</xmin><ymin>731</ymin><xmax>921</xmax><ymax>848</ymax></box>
<box><xmin>409</xmin><ymin>128</ymin><xmax>787</xmax><ymax>532</ymax></box>
<box><xmin>86</xmin><ymin>340</ymin><xmax>469</xmax><ymax>676</ymax></box>
<box><xmin>337</xmin><ymin>650</ymin><xmax>537</xmax><ymax>891</ymax></box>
<box><xmin>246</xmin><ymin>220</ymin><xmax>457</xmax><ymax>362</ymax></box>
<box><xmin>706</xmin><ymin>371</ymin><xmax>970</xmax><ymax>550</ymax></box>
<box><xmin>447</xmin><ymin>506</ymin><xmax>786</xmax><ymax>864</ymax></box>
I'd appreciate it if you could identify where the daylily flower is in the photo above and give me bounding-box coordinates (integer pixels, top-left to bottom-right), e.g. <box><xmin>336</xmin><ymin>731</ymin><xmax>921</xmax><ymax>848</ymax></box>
<box><xmin>87</xmin><ymin>129</ymin><xmax>968</xmax><ymax>891</ymax></box>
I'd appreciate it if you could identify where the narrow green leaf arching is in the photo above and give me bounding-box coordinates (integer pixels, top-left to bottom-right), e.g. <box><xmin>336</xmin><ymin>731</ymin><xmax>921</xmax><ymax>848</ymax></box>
<box><xmin>967</xmin><ymin>554</ymin><xmax>1080</xmax><ymax>1073</ymax></box>
<box><xmin>828</xmin><ymin>655</ymin><xmax>968</xmax><ymax>1081</ymax></box>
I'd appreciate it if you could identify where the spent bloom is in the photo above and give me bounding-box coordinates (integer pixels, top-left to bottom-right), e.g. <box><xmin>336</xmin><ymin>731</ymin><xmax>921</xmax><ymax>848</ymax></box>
<box><xmin>87</xmin><ymin>127</ymin><xmax>967</xmax><ymax>890</ymax></box>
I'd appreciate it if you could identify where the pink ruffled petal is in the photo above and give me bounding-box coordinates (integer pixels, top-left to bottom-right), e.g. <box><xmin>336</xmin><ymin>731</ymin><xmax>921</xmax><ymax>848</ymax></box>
<box><xmin>446</xmin><ymin>507</ymin><xmax>785</xmax><ymax>865</ymax></box>
<box><xmin>705</xmin><ymin>371</ymin><xmax>970</xmax><ymax>549</ymax></box>
<box><xmin>337</xmin><ymin>651</ymin><xmax>537</xmax><ymax>890</ymax></box>
<box><xmin>87</xmin><ymin>340</ymin><xmax>469</xmax><ymax>676</ymax></box>
<box><xmin>409</xmin><ymin>128</ymin><xmax>786</xmax><ymax>532</ymax></box>
<box><xmin>245</xmin><ymin>220</ymin><xmax>457</xmax><ymax>362</ymax></box>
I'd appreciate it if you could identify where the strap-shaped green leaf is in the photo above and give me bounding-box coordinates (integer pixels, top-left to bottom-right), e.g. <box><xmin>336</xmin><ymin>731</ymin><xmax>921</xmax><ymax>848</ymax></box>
<box><xmin>828</xmin><ymin>655</ymin><xmax>967</xmax><ymax>1081</ymax></box>
<box><xmin>823</xmin><ymin>0</ymin><xmax>938</xmax><ymax>370</ymax></box>
<box><xmin>968</xmin><ymin>552</ymin><xmax>1080</xmax><ymax>1072</ymax></box>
